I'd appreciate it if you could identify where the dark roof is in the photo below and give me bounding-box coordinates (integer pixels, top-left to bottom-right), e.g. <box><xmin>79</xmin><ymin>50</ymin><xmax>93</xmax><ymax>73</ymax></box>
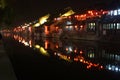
<box><xmin>102</xmin><ymin>15</ymin><xmax>120</xmax><ymax>23</ymax></box>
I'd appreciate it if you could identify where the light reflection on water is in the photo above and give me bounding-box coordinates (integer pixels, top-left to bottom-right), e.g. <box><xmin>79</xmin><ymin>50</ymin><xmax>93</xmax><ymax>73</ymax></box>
<box><xmin>3</xmin><ymin>33</ymin><xmax>120</xmax><ymax>72</ymax></box>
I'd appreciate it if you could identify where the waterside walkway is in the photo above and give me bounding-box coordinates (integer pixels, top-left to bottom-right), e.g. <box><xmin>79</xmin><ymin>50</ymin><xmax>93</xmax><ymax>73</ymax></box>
<box><xmin>0</xmin><ymin>40</ymin><xmax>17</xmax><ymax>80</ymax></box>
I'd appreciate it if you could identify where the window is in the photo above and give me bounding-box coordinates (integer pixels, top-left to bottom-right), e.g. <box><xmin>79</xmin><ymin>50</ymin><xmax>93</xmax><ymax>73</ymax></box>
<box><xmin>118</xmin><ymin>9</ymin><xmax>120</xmax><ymax>15</ymax></box>
<box><xmin>117</xmin><ymin>23</ymin><xmax>120</xmax><ymax>29</ymax></box>
<box><xmin>113</xmin><ymin>23</ymin><xmax>116</xmax><ymax>29</ymax></box>
<box><xmin>103</xmin><ymin>24</ymin><xmax>106</xmax><ymax>29</ymax></box>
<box><xmin>110</xmin><ymin>23</ymin><xmax>113</xmax><ymax>29</ymax></box>
<box><xmin>106</xmin><ymin>24</ymin><xmax>109</xmax><ymax>29</ymax></box>
<box><xmin>110</xmin><ymin>10</ymin><xmax>114</xmax><ymax>16</ymax></box>
<box><xmin>87</xmin><ymin>23</ymin><xmax>96</xmax><ymax>31</ymax></box>
<box><xmin>114</xmin><ymin>10</ymin><xmax>117</xmax><ymax>16</ymax></box>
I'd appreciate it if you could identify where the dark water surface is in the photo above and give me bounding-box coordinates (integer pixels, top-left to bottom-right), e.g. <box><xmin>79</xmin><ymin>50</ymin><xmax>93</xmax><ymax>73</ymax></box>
<box><xmin>2</xmin><ymin>34</ymin><xmax>120</xmax><ymax>80</ymax></box>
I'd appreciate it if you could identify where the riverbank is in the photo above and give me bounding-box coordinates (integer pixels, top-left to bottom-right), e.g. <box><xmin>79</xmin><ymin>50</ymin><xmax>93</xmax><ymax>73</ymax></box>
<box><xmin>0</xmin><ymin>39</ymin><xmax>17</xmax><ymax>80</ymax></box>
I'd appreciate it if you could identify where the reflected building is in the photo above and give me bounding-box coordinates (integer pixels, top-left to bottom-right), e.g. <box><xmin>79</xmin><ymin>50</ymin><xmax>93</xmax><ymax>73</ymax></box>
<box><xmin>20</xmin><ymin>35</ymin><xmax>120</xmax><ymax>71</ymax></box>
<box><xmin>3</xmin><ymin>31</ymin><xmax>120</xmax><ymax>72</ymax></box>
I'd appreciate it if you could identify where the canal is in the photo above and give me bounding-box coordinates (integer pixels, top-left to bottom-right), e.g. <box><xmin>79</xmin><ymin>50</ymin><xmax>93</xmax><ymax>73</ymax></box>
<box><xmin>2</xmin><ymin>33</ymin><xmax>120</xmax><ymax>80</ymax></box>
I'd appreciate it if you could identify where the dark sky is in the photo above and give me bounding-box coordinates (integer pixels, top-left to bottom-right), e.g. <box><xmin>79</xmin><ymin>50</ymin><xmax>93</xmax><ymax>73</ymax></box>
<box><xmin>12</xmin><ymin>0</ymin><xmax>116</xmax><ymax>25</ymax></box>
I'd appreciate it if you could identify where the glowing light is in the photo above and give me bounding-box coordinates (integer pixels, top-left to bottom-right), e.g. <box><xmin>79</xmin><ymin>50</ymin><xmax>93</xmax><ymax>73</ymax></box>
<box><xmin>66</xmin><ymin>21</ymin><xmax>72</xmax><ymax>25</ymax></box>
<box><xmin>69</xmin><ymin>26</ymin><xmax>73</xmax><ymax>29</ymax></box>
<box><xmin>28</xmin><ymin>27</ymin><xmax>32</xmax><ymax>32</ymax></box>
<box><xmin>40</xmin><ymin>47</ymin><xmax>46</xmax><ymax>53</ymax></box>
<box><xmin>68</xmin><ymin>16</ymin><xmax>71</xmax><ymax>19</ymax></box>
<box><xmin>80</xmin><ymin>59</ymin><xmax>83</xmax><ymax>62</ymax></box>
<box><xmin>35</xmin><ymin>45</ymin><xmax>40</xmax><ymax>49</ymax></box>
<box><xmin>34</xmin><ymin>23</ymin><xmax>40</xmax><ymax>27</ymax></box>
<box><xmin>110</xmin><ymin>10</ymin><xmax>114</xmax><ymax>16</ymax></box>
<box><xmin>115</xmin><ymin>67</ymin><xmax>119</xmax><ymax>71</ymax></box>
<box><xmin>40</xmin><ymin>47</ymin><xmax>49</xmax><ymax>56</ymax></box>
<box><xmin>56</xmin><ymin>27</ymin><xmax>58</xmax><ymax>31</ymax></box>
<box><xmin>80</xmin><ymin>50</ymin><xmax>83</xmax><ymax>54</ymax></box>
<box><xmin>66</xmin><ymin>48</ymin><xmax>68</xmax><ymax>51</ymax></box>
<box><xmin>114</xmin><ymin>10</ymin><xmax>117</xmax><ymax>15</ymax></box>
<box><xmin>75</xmin><ymin>25</ymin><xmax>78</xmax><ymax>29</ymax></box>
<box><xmin>108</xmin><ymin>67</ymin><xmax>112</xmax><ymax>70</ymax></box>
<box><xmin>66</xmin><ymin>26</ymin><xmax>69</xmax><ymax>29</ymax></box>
<box><xmin>56</xmin><ymin>17</ymin><xmax>61</xmax><ymax>20</ymax></box>
<box><xmin>61</xmin><ymin>10</ymin><xmax>75</xmax><ymax>17</ymax></box>
<box><xmin>54</xmin><ymin>18</ymin><xmax>57</xmax><ymax>21</ymax></box>
<box><xmin>74</xmin><ymin>58</ymin><xmax>78</xmax><ymax>61</ymax></box>
<box><xmin>54</xmin><ymin>52</ymin><xmax>57</xmax><ymax>55</ymax></box>
<box><xmin>39</xmin><ymin>14</ymin><xmax>50</xmax><ymax>25</ymax></box>
<box><xmin>45</xmin><ymin>26</ymin><xmax>49</xmax><ymax>35</ymax></box>
<box><xmin>45</xmin><ymin>40</ymin><xmax>48</xmax><ymax>49</ymax></box>
<box><xmin>89</xmin><ymin>53</ymin><xmax>95</xmax><ymax>58</ymax></box>
<box><xmin>80</xmin><ymin>25</ymin><xmax>83</xmax><ymax>28</ymax></box>
<box><xmin>74</xmin><ymin>49</ymin><xmax>77</xmax><ymax>53</ymax></box>
<box><xmin>68</xmin><ymin>56</ymin><xmax>70</xmax><ymax>59</ymax></box>
<box><xmin>69</xmin><ymin>47</ymin><xmax>73</xmax><ymax>52</ymax></box>
<box><xmin>88</xmin><ymin>11</ymin><xmax>91</xmax><ymax>14</ymax></box>
<box><xmin>87</xmin><ymin>66</ymin><xmax>90</xmax><ymax>69</ymax></box>
<box><xmin>56</xmin><ymin>45</ymin><xmax>59</xmax><ymax>48</ymax></box>
<box><xmin>57</xmin><ymin>53</ymin><xmax>71</xmax><ymax>62</ymax></box>
<box><xmin>29</xmin><ymin>40</ymin><xmax>32</xmax><ymax>47</ymax></box>
<box><xmin>23</xmin><ymin>42</ymin><xmax>29</xmax><ymax>46</ymax></box>
<box><xmin>106</xmin><ymin>65</ymin><xmax>120</xmax><ymax>72</ymax></box>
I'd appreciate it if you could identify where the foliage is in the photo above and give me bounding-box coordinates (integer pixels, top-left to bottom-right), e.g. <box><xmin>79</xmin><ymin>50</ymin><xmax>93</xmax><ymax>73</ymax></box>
<box><xmin>0</xmin><ymin>0</ymin><xmax>14</xmax><ymax>27</ymax></box>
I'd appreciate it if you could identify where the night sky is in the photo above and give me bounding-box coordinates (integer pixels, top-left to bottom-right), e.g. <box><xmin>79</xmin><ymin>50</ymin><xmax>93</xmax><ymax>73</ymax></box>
<box><xmin>12</xmin><ymin>0</ymin><xmax>117</xmax><ymax>26</ymax></box>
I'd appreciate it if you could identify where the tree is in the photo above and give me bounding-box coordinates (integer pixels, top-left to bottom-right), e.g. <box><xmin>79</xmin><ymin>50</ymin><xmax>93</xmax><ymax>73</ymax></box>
<box><xmin>0</xmin><ymin>0</ymin><xmax>14</xmax><ymax>28</ymax></box>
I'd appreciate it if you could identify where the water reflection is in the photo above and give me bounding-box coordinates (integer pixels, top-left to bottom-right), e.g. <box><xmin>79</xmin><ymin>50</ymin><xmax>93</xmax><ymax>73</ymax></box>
<box><xmin>3</xmin><ymin>33</ymin><xmax>120</xmax><ymax>72</ymax></box>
